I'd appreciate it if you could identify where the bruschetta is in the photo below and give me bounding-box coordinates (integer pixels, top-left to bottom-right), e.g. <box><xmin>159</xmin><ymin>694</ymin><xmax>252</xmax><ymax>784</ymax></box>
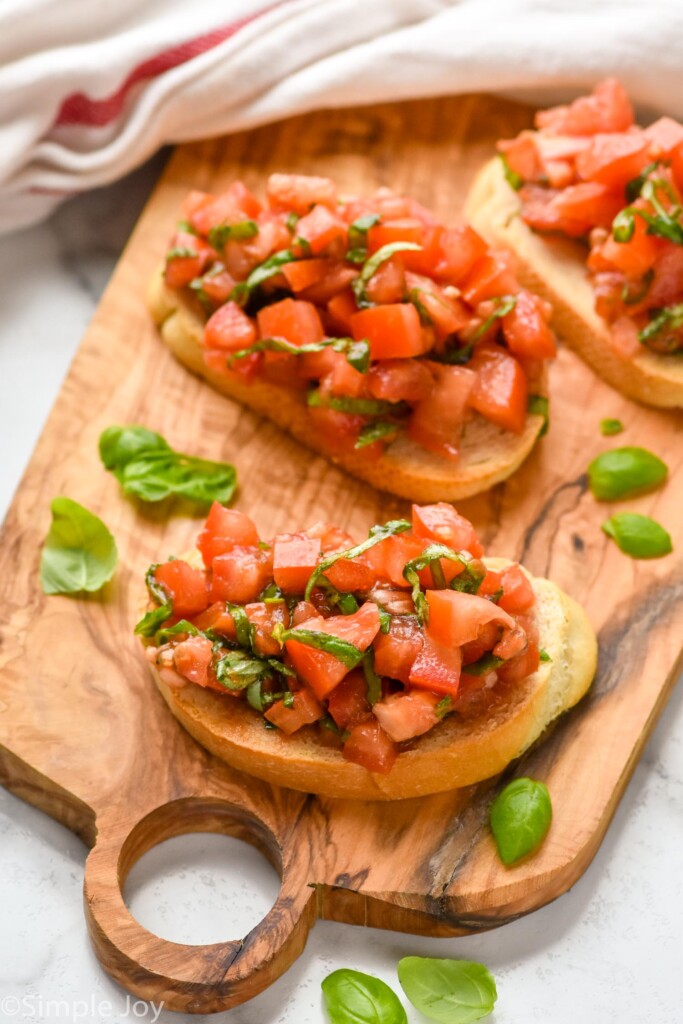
<box><xmin>148</xmin><ymin>175</ymin><xmax>556</xmax><ymax>501</ymax></box>
<box><xmin>466</xmin><ymin>78</ymin><xmax>683</xmax><ymax>407</ymax></box>
<box><xmin>138</xmin><ymin>501</ymin><xmax>597</xmax><ymax>800</ymax></box>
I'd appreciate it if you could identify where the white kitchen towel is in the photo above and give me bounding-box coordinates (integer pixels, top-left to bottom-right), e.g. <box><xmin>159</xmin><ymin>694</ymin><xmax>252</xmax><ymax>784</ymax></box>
<box><xmin>2</xmin><ymin>0</ymin><xmax>682</xmax><ymax>234</ymax></box>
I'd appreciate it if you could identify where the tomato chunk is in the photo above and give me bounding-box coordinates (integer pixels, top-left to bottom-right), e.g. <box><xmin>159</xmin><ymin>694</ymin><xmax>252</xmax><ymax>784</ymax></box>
<box><xmin>408</xmin><ymin>364</ymin><xmax>477</xmax><ymax>460</ymax></box>
<box><xmin>210</xmin><ymin>548</ymin><xmax>272</xmax><ymax>604</ymax></box>
<box><xmin>342</xmin><ymin>719</ymin><xmax>398</xmax><ymax>773</ymax></box>
<box><xmin>367</xmin><ymin>359</ymin><xmax>434</xmax><ymax>403</ymax></box>
<box><xmin>327</xmin><ymin>670</ymin><xmax>372</xmax><ymax>730</ymax></box>
<box><xmin>273</xmin><ymin>533</ymin><xmax>322</xmax><ymax>594</ymax></box>
<box><xmin>257</xmin><ymin>298</ymin><xmax>324</xmax><ymax>347</ymax></box>
<box><xmin>350</xmin><ymin>303</ymin><xmax>428</xmax><ymax>359</ymax></box>
<box><xmin>412</xmin><ymin>503</ymin><xmax>483</xmax><ymax>557</ymax></box>
<box><xmin>535</xmin><ymin>78</ymin><xmax>634</xmax><ymax>136</ymax></box>
<box><xmin>266</xmin><ymin>173</ymin><xmax>337</xmax><ymax>213</ymax></box>
<box><xmin>409</xmin><ymin>632</ymin><xmax>461</xmax><ymax>696</ymax></box>
<box><xmin>373</xmin><ymin>615</ymin><xmax>423</xmax><ymax>684</ymax></box>
<box><xmin>265</xmin><ymin>688</ymin><xmax>324</xmax><ymax>734</ymax></box>
<box><xmin>434</xmin><ymin>226</ymin><xmax>489</xmax><ymax>285</ymax></box>
<box><xmin>373</xmin><ymin>690</ymin><xmax>441</xmax><ymax>742</ymax></box>
<box><xmin>498</xmin><ymin>565</ymin><xmax>536</xmax><ymax>615</ymax></box>
<box><xmin>575</xmin><ymin>132</ymin><xmax>649</xmax><ymax>188</ymax></box>
<box><xmin>204</xmin><ymin>302</ymin><xmax>256</xmax><ymax>352</ymax></box>
<box><xmin>282</xmin><ymin>258</ymin><xmax>329</xmax><ymax>293</ymax></box>
<box><xmin>502</xmin><ymin>291</ymin><xmax>556</xmax><ymax>360</ymax></box>
<box><xmin>426</xmin><ymin>590</ymin><xmax>515</xmax><ymax>648</ymax></box>
<box><xmin>295</xmin><ymin>205</ymin><xmax>347</xmax><ymax>255</ymax></box>
<box><xmin>245</xmin><ymin>601</ymin><xmax>289</xmax><ymax>657</ymax></box>
<box><xmin>172</xmin><ymin>635</ymin><xmax>214</xmax><ymax>686</ymax></box>
<box><xmin>197</xmin><ymin>503</ymin><xmax>259</xmax><ymax>567</ymax></box>
<box><xmin>284</xmin><ymin>602</ymin><xmax>381</xmax><ymax>700</ymax></box>
<box><xmin>468</xmin><ymin>347</ymin><xmax>528</xmax><ymax>434</ymax></box>
<box><xmin>154</xmin><ymin>560</ymin><xmax>208</xmax><ymax>617</ymax></box>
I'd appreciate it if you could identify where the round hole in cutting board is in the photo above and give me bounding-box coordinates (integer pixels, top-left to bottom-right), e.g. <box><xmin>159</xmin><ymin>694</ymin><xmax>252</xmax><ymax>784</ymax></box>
<box><xmin>123</xmin><ymin>832</ymin><xmax>281</xmax><ymax>945</ymax></box>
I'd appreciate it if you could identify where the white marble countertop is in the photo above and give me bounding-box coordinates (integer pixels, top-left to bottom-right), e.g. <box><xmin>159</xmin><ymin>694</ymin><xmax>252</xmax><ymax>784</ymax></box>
<box><xmin>0</xmin><ymin>159</ymin><xmax>681</xmax><ymax>1024</ymax></box>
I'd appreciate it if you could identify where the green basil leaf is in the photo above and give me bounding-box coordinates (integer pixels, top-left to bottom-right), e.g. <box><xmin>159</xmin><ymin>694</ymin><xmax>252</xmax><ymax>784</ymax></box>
<box><xmin>397</xmin><ymin>956</ymin><xmax>497</xmax><ymax>1024</ymax></box>
<box><xmin>346</xmin><ymin>247</ymin><xmax>369</xmax><ymax>265</ymax></box>
<box><xmin>227</xmin><ymin>603</ymin><xmax>256</xmax><ymax>649</ymax></box>
<box><xmin>600</xmin><ymin>418</ymin><xmax>624</xmax><ymax>436</ymax></box>
<box><xmin>490</xmin><ymin>777</ymin><xmax>552</xmax><ymax>866</ymax></box>
<box><xmin>273</xmin><ymin>624</ymin><xmax>364</xmax><ymax>668</ymax></box>
<box><xmin>470</xmin><ymin>294</ymin><xmax>516</xmax><ymax>341</ymax></box>
<box><xmin>215</xmin><ymin>650</ymin><xmax>270</xmax><ymax>691</ymax></box>
<box><xmin>40</xmin><ymin>497</ymin><xmax>117</xmax><ymax>595</ymax></box>
<box><xmin>322</xmin><ymin>968</ymin><xmax>406</xmax><ymax>1024</ymax></box>
<box><xmin>601</xmin><ymin>512</ymin><xmax>673</xmax><ymax>559</ymax></box>
<box><xmin>99</xmin><ymin>425</ymin><xmax>170</xmax><ymax>474</ymax></box>
<box><xmin>587</xmin><ymin>446</ymin><xmax>668</xmax><ymax>501</ymax></box>
<box><xmin>351</xmin><ymin>242</ymin><xmax>422</xmax><ymax>307</ymax></box>
<box><xmin>166</xmin><ymin>246</ymin><xmax>197</xmax><ymax>261</ymax></box>
<box><xmin>154</xmin><ymin>619</ymin><xmax>205</xmax><ymax>644</ymax></box>
<box><xmin>499</xmin><ymin>152</ymin><xmax>523</xmax><ymax>191</ymax></box>
<box><xmin>176</xmin><ymin>219</ymin><xmax>197</xmax><ymax>235</ymax></box>
<box><xmin>539</xmin><ymin>648</ymin><xmax>552</xmax><ymax>662</ymax></box>
<box><xmin>134</xmin><ymin>601</ymin><xmax>173</xmax><ymax>638</ymax></box>
<box><xmin>612</xmin><ymin>208</ymin><xmax>636</xmax><ymax>243</ymax></box>
<box><xmin>306</xmin><ymin>520</ymin><xmax>411</xmax><ymax>601</ymax></box>
<box><xmin>119</xmin><ymin>450</ymin><xmax>236</xmax><ymax>506</ymax></box>
<box><xmin>638</xmin><ymin>301</ymin><xmax>683</xmax><ymax>348</ymax></box>
<box><xmin>228</xmin><ymin>335</ymin><xmax>371</xmax><ymax>374</ymax></box>
<box><xmin>307</xmin><ymin>390</ymin><xmax>401</xmax><ymax>417</ymax></box>
<box><xmin>625</xmin><ymin>161</ymin><xmax>659</xmax><ymax>204</ymax></box>
<box><xmin>231</xmin><ymin>248</ymin><xmax>297</xmax><ymax>303</ymax></box>
<box><xmin>348</xmin><ymin>213</ymin><xmax>381</xmax><ymax>251</ymax></box>
<box><xmin>434</xmin><ymin>696</ymin><xmax>452</xmax><ymax>719</ymax></box>
<box><xmin>527</xmin><ymin>394</ymin><xmax>549</xmax><ymax>436</ymax></box>
<box><xmin>361</xmin><ymin>650</ymin><xmax>382</xmax><ymax>705</ymax></box>
<box><xmin>208</xmin><ymin>220</ymin><xmax>259</xmax><ymax>249</ymax></box>
<box><xmin>436</xmin><ymin>340</ymin><xmax>474</xmax><ymax>366</ymax></box>
<box><xmin>464</xmin><ymin>653</ymin><xmax>504</xmax><ymax>676</ymax></box>
<box><xmin>377</xmin><ymin>607</ymin><xmax>392</xmax><ymax>634</ymax></box>
<box><xmin>285</xmin><ymin>211</ymin><xmax>300</xmax><ymax>233</ymax></box>
<box><xmin>315</xmin><ymin>575</ymin><xmax>361</xmax><ymax>615</ymax></box>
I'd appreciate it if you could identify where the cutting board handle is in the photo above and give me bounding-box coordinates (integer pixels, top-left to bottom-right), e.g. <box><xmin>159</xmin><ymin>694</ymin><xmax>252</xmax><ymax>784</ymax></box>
<box><xmin>83</xmin><ymin>795</ymin><xmax>316</xmax><ymax>1013</ymax></box>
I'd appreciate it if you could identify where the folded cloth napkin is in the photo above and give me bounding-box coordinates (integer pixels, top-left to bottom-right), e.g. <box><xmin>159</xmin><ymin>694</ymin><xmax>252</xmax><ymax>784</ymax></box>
<box><xmin>2</xmin><ymin>0</ymin><xmax>682</xmax><ymax>234</ymax></box>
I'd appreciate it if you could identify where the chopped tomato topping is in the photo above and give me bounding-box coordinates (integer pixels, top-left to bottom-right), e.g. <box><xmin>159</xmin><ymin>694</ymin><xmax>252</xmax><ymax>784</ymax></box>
<box><xmin>273</xmin><ymin>533</ymin><xmax>322</xmax><ymax>594</ymax></box>
<box><xmin>210</xmin><ymin>547</ymin><xmax>272</xmax><ymax>604</ymax></box>
<box><xmin>426</xmin><ymin>590</ymin><xmax>516</xmax><ymax>648</ymax></box>
<box><xmin>266</xmin><ymin>173</ymin><xmax>337</xmax><ymax>213</ymax></box>
<box><xmin>407</xmin><ymin>364</ymin><xmax>477</xmax><ymax>460</ymax></box>
<box><xmin>173</xmin><ymin>635</ymin><xmax>214</xmax><ymax>686</ymax></box>
<box><xmin>468</xmin><ymin>347</ymin><xmax>528</xmax><ymax>434</ymax></box>
<box><xmin>409</xmin><ymin>632</ymin><xmax>461</xmax><ymax>696</ymax></box>
<box><xmin>264</xmin><ymin>688</ymin><xmax>324</xmax><ymax>734</ymax></box>
<box><xmin>284</xmin><ymin>602</ymin><xmax>381</xmax><ymax>700</ymax></box>
<box><xmin>342</xmin><ymin>719</ymin><xmax>398</xmax><ymax>773</ymax></box>
<box><xmin>327</xmin><ymin>670</ymin><xmax>372</xmax><ymax>730</ymax></box>
<box><xmin>257</xmin><ymin>298</ymin><xmax>324</xmax><ymax>347</ymax></box>
<box><xmin>412</xmin><ymin>502</ymin><xmax>484</xmax><ymax>557</ymax></box>
<box><xmin>154</xmin><ymin>560</ymin><xmax>208</xmax><ymax>617</ymax></box>
<box><xmin>197</xmin><ymin>503</ymin><xmax>259</xmax><ymax>567</ymax></box>
<box><xmin>373</xmin><ymin>690</ymin><xmax>441</xmax><ymax>742</ymax></box>
<box><xmin>350</xmin><ymin>303</ymin><xmax>428</xmax><ymax>359</ymax></box>
<box><xmin>204</xmin><ymin>301</ymin><xmax>256</xmax><ymax>352</ymax></box>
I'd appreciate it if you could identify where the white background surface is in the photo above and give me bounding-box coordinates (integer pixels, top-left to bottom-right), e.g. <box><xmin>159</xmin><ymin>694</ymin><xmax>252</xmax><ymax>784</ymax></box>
<box><xmin>0</xmin><ymin>157</ymin><xmax>681</xmax><ymax>1024</ymax></box>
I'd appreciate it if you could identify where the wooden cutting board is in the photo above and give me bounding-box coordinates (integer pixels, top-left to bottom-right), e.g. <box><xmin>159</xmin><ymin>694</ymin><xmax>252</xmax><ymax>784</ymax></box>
<box><xmin>0</xmin><ymin>94</ymin><xmax>681</xmax><ymax>1014</ymax></box>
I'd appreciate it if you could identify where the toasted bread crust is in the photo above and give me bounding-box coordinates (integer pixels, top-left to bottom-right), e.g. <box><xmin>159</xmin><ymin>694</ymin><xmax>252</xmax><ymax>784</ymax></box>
<box><xmin>465</xmin><ymin>159</ymin><xmax>683</xmax><ymax>408</ymax></box>
<box><xmin>148</xmin><ymin>558</ymin><xmax>597</xmax><ymax>801</ymax></box>
<box><xmin>148</xmin><ymin>270</ymin><xmax>547</xmax><ymax>502</ymax></box>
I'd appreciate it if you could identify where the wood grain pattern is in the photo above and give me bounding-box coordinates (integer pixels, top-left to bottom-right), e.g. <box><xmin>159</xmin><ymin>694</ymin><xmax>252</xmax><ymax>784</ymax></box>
<box><xmin>0</xmin><ymin>94</ymin><xmax>681</xmax><ymax>1013</ymax></box>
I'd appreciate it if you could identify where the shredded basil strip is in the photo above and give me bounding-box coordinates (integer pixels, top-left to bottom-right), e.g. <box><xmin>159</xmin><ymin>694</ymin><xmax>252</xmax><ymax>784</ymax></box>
<box><xmin>315</xmin><ymin>576</ymin><xmax>360</xmax><ymax>615</ymax></box>
<box><xmin>499</xmin><ymin>152</ymin><xmax>523</xmax><ymax>191</ymax></box>
<box><xmin>208</xmin><ymin>220</ymin><xmax>259</xmax><ymax>249</ymax></box>
<box><xmin>228</xmin><ymin>335</ymin><xmax>371</xmax><ymax>373</ymax></box>
<box><xmin>230</xmin><ymin>248</ymin><xmax>298</xmax><ymax>303</ymax></box>
<box><xmin>305</xmin><ymin>519</ymin><xmax>411</xmax><ymax>601</ymax></box>
<box><xmin>613</xmin><ymin>179</ymin><xmax>683</xmax><ymax>247</ymax></box>
<box><xmin>154</xmin><ymin>619</ymin><xmax>205</xmax><ymax>644</ymax></box>
<box><xmin>528</xmin><ymin>394</ymin><xmax>550</xmax><ymax>436</ymax></box>
<box><xmin>436</xmin><ymin>340</ymin><xmax>474</xmax><ymax>366</ymax></box>
<box><xmin>351</xmin><ymin>241</ymin><xmax>422</xmax><ymax>307</ymax></box>
<box><xmin>215</xmin><ymin>650</ymin><xmax>271</xmax><ymax>691</ymax></box>
<box><xmin>470</xmin><ymin>294</ymin><xmax>517</xmax><ymax>341</ymax></box>
<box><xmin>307</xmin><ymin>390</ymin><xmax>403</xmax><ymax>417</ymax></box>
<box><xmin>134</xmin><ymin>563</ymin><xmax>173</xmax><ymax>636</ymax></box>
<box><xmin>638</xmin><ymin>301</ymin><xmax>683</xmax><ymax>345</ymax></box>
<box><xmin>434</xmin><ymin>696</ymin><xmax>452</xmax><ymax>719</ymax></box>
<box><xmin>227</xmin><ymin>603</ymin><xmax>256</xmax><ymax>650</ymax></box>
<box><xmin>362</xmin><ymin>650</ymin><xmax>382</xmax><ymax>705</ymax></box>
<box><xmin>166</xmin><ymin>246</ymin><xmax>196</xmax><ymax>262</ymax></box>
<box><xmin>355</xmin><ymin>420</ymin><xmax>398</xmax><ymax>449</ymax></box>
<box><xmin>348</xmin><ymin>213</ymin><xmax>380</xmax><ymax>251</ymax></box>
<box><xmin>465</xmin><ymin>652</ymin><xmax>505</xmax><ymax>676</ymax></box>
<box><xmin>272</xmin><ymin>623</ymin><xmax>365</xmax><ymax>668</ymax></box>
<box><xmin>402</xmin><ymin>543</ymin><xmax>482</xmax><ymax>624</ymax></box>
<box><xmin>625</xmin><ymin>161</ymin><xmax>660</xmax><ymax>204</ymax></box>
<box><xmin>285</xmin><ymin>211</ymin><xmax>300</xmax><ymax>233</ymax></box>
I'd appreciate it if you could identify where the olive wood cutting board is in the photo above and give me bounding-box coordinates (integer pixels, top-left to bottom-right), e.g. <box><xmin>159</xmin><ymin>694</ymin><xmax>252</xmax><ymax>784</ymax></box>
<box><xmin>0</xmin><ymin>94</ymin><xmax>681</xmax><ymax>1014</ymax></box>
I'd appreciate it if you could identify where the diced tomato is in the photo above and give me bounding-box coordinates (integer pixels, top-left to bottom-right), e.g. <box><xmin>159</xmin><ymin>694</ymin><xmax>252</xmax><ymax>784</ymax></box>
<box><xmin>154</xmin><ymin>560</ymin><xmax>209</xmax><ymax>617</ymax></box>
<box><xmin>367</xmin><ymin>219</ymin><xmax>424</xmax><ymax>252</ymax></box>
<box><xmin>502</xmin><ymin>291</ymin><xmax>556</xmax><ymax>360</ymax></box>
<box><xmin>266</xmin><ymin>173</ymin><xmax>337</xmax><ymax>213</ymax></box>
<box><xmin>192</xmin><ymin>601</ymin><xmax>238</xmax><ymax>640</ymax></box>
<box><xmin>265</xmin><ymin>688</ymin><xmax>324</xmax><ymax>734</ymax></box>
<box><xmin>327</xmin><ymin>670</ymin><xmax>372</xmax><ymax>730</ymax></box>
<box><xmin>462</xmin><ymin>253</ymin><xmax>519</xmax><ymax>306</ymax></box>
<box><xmin>367</xmin><ymin>359</ymin><xmax>434</xmax><ymax>403</ymax></box>
<box><xmin>363</xmin><ymin>534</ymin><xmax>428</xmax><ymax>588</ymax></box>
<box><xmin>210</xmin><ymin>547</ymin><xmax>272</xmax><ymax>604</ymax></box>
<box><xmin>412</xmin><ymin>503</ymin><xmax>483</xmax><ymax>557</ymax></box>
<box><xmin>273</xmin><ymin>533</ymin><xmax>322</xmax><ymax>594</ymax></box>
<box><xmin>426</xmin><ymin>590</ymin><xmax>515</xmax><ymax>648</ymax></box>
<box><xmin>282</xmin><ymin>258</ymin><xmax>329</xmax><ymax>292</ymax></box>
<box><xmin>323</xmin><ymin>351</ymin><xmax>370</xmax><ymax>397</ymax></box>
<box><xmin>401</xmin><ymin>224</ymin><xmax>445</xmax><ymax>276</ymax></box>
<box><xmin>327</xmin><ymin>289</ymin><xmax>358</xmax><ymax>334</ymax></box>
<box><xmin>291</xmin><ymin>600</ymin><xmax>319</xmax><ymax>625</ymax></box>
<box><xmin>468</xmin><ymin>346</ymin><xmax>528</xmax><ymax>434</ymax></box>
<box><xmin>373</xmin><ymin>189</ymin><xmax>412</xmax><ymax>219</ymax></box>
<box><xmin>342</xmin><ymin>719</ymin><xmax>398</xmax><ymax>773</ymax></box>
<box><xmin>551</xmin><ymin>182</ymin><xmax>627</xmax><ymax>232</ymax></box>
<box><xmin>575</xmin><ymin>132</ymin><xmax>649</xmax><ymax>188</ymax></box>
<box><xmin>172</xmin><ymin>635</ymin><xmax>214</xmax><ymax>687</ymax></box>
<box><xmin>498</xmin><ymin>132</ymin><xmax>543</xmax><ymax>180</ymax></box>
<box><xmin>228</xmin><ymin>180</ymin><xmax>263</xmax><ymax>219</ymax></box>
<box><xmin>299</xmin><ymin>264</ymin><xmax>357</xmax><ymax>304</ymax></box>
<box><xmin>373</xmin><ymin>690</ymin><xmax>441</xmax><ymax>742</ymax></box>
<box><xmin>284</xmin><ymin>602</ymin><xmax>381</xmax><ymax>700</ymax></box>
<box><xmin>646</xmin><ymin>245</ymin><xmax>683</xmax><ymax>308</ymax></box>
<box><xmin>323</xmin><ymin>554</ymin><xmax>375</xmax><ymax>593</ymax></box>
<box><xmin>373</xmin><ymin>615</ymin><xmax>423</xmax><ymax>683</ymax></box>
<box><xmin>307</xmin><ymin>405</ymin><xmax>365</xmax><ymax>454</ymax></box>
<box><xmin>200</xmin><ymin>268</ymin><xmax>236</xmax><ymax>305</ymax></box>
<box><xmin>643</xmin><ymin>116</ymin><xmax>683</xmax><ymax>157</ymax></box>
<box><xmin>498</xmin><ymin>564</ymin><xmax>536</xmax><ymax>614</ymax></box>
<box><xmin>497</xmin><ymin>637</ymin><xmax>540</xmax><ymax>684</ymax></box>
<box><xmin>305</xmin><ymin>521</ymin><xmax>355</xmax><ymax>552</ymax></box>
<box><xmin>535</xmin><ymin>78</ymin><xmax>634</xmax><ymax>136</ymax></box>
<box><xmin>478</xmin><ymin>569</ymin><xmax>503</xmax><ymax>600</ymax></box>
<box><xmin>409</xmin><ymin>632</ymin><xmax>461</xmax><ymax>696</ymax></box>
<box><xmin>365</xmin><ymin>258</ymin><xmax>406</xmax><ymax>305</ymax></box>
<box><xmin>189</xmin><ymin>182</ymin><xmax>260</xmax><ymax>236</ymax></box>
<box><xmin>257</xmin><ymin>298</ymin><xmax>324</xmax><ymax>347</ymax></box>
<box><xmin>197</xmin><ymin>503</ymin><xmax>260</xmax><ymax>567</ymax></box>
<box><xmin>294</xmin><ymin>205</ymin><xmax>347</xmax><ymax>255</ymax></box>
<box><xmin>597</xmin><ymin>212</ymin><xmax>662</xmax><ymax>277</ymax></box>
<box><xmin>350</xmin><ymin>303</ymin><xmax>428</xmax><ymax>359</ymax></box>
<box><xmin>181</xmin><ymin>190</ymin><xmax>213</xmax><ymax>220</ymax></box>
<box><xmin>204</xmin><ymin>302</ymin><xmax>256</xmax><ymax>352</ymax></box>
<box><xmin>434</xmin><ymin>226</ymin><xmax>489</xmax><ymax>285</ymax></box>
<box><xmin>405</xmin><ymin>272</ymin><xmax>470</xmax><ymax>339</ymax></box>
<box><xmin>165</xmin><ymin>230</ymin><xmax>213</xmax><ymax>288</ymax></box>
<box><xmin>408</xmin><ymin>363</ymin><xmax>477</xmax><ymax>459</ymax></box>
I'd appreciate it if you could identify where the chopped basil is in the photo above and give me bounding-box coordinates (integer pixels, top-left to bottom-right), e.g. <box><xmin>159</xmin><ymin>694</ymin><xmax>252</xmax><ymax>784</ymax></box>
<box><xmin>351</xmin><ymin>242</ymin><xmax>422</xmax><ymax>307</ymax></box>
<box><xmin>434</xmin><ymin>696</ymin><xmax>452</xmax><ymax>719</ymax></box>
<box><xmin>316</xmin><ymin>576</ymin><xmax>360</xmax><ymax>615</ymax></box>
<box><xmin>259</xmin><ymin>582</ymin><xmax>285</xmax><ymax>602</ymax></box>
<box><xmin>322</xmin><ymin>968</ymin><xmax>407</xmax><ymax>1024</ymax></box>
<box><xmin>402</xmin><ymin>543</ymin><xmax>483</xmax><ymax>624</ymax></box>
<box><xmin>499</xmin><ymin>152</ymin><xmax>523</xmax><ymax>191</ymax></box>
<box><xmin>464</xmin><ymin>653</ymin><xmax>505</xmax><ymax>676</ymax></box>
<box><xmin>230</xmin><ymin>248</ymin><xmax>298</xmax><ymax>304</ymax></box>
<box><xmin>613</xmin><ymin>179</ymin><xmax>683</xmax><ymax>247</ymax></box>
<box><xmin>229</xmin><ymin>335</ymin><xmax>371</xmax><ymax>374</ymax></box>
<box><xmin>638</xmin><ymin>302</ymin><xmax>683</xmax><ymax>349</ymax></box>
<box><xmin>39</xmin><ymin>497</ymin><xmax>117</xmax><ymax>596</ymax></box>
<box><xmin>376</xmin><ymin>607</ymin><xmax>392</xmax><ymax>634</ymax></box>
<box><xmin>285</xmin><ymin>211</ymin><xmax>300</xmax><ymax>233</ymax></box>
<box><xmin>612</xmin><ymin>208</ymin><xmax>636</xmax><ymax>243</ymax></box>
<box><xmin>227</xmin><ymin>603</ymin><xmax>256</xmax><ymax>649</ymax></box>
<box><xmin>397</xmin><ymin>956</ymin><xmax>497</xmax><ymax>1023</ymax></box>
<box><xmin>208</xmin><ymin>220</ymin><xmax>259</xmax><ymax>249</ymax></box>
<box><xmin>436</xmin><ymin>340</ymin><xmax>474</xmax><ymax>366</ymax></box>
<box><xmin>305</xmin><ymin>519</ymin><xmax>411</xmax><ymax>601</ymax></box>
<box><xmin>470</xmin><ymin>294</ymin><xmax>517</xmax><ymax>341</ymax></box>
<box><xmin>490</xmin><ymin>777</ymin><xmax>552</xmax><ymax>866</ymax></box>
<box><xmin>166</xmin><ymin>246</ymin><xmax>196</xmax><ymax>261</ymax></box>
<box><xmin>361</xmin><ymin>650</ymin><xmax>382</xmax><ymax>705</ymax></box>
<box><xmin>621</xmin><ymin>268</ymin><xmax>653</xmax><ymax>306</ymax></box>
<box><xmin>134</xmin><ymin>562</ymin><xmax>173</xmax><ymax>636</ymax></box>
<box><xmin>600</xmin><ymin>418</ymin><xmax>624</xmax><ymax>436</ymax></box>
<box><xmin>215</xmin><ymin>650</ymin><xmax>270</xmax><ymax>691</ymax></box>
<box><xmin>625</xmin><ymin>161</ymin><xmax>659</xmax><ymax>204</ymax></box>
<box><xmin>272</xmin><ymin>623</ymin><xmax>365</xmax><ymax>668</ymax></box>
<box><xmin>587</xmin><ymin>447</ymin><xmax>668</xmax><ymax>501</ymax></box>
<box><xmin>176</xmin><ymin>219</ymin><xmax>197</xmax><ymax>235</ymax></box>
<box><xmin>154</xmin><ymin>619</ymin><xmax>205</xmax><ymax>644</ymax></box>
<box><xmin>348</xmin><ymin>213</ymin><xmax>380</xmax><ymax>251</ymax></box>
<box><xmin>602</xmin><ymin>513</ymin><xmax>673</xmax><ymax>559</ymax></box>
<box><xmin>408</xmin><ymin>290</ymin><xmax>433</xmax><ymax>326</ymax></box>
<box><xmin>307</xmin><ymin>390</ymin><xmax>402</xmax><ymax>417</ymax></box>
<box><xmin>527</xmin><ymin>394</ymin><xmax>550</xmax><ymax>436</ymax></box>
<box><xmin>539</xmin><ymin>649</ymin><xmax>552</xmax><ymax>662</ymax></box>
<box><xmin>355</xmin><ymin>420</ymin><xmax>399</xmax><ymax>449</ymax></box>
<box><xmin>99</xmin><ymin>425</ymin><xmax>236</xmax><ymax>506</ymax></box>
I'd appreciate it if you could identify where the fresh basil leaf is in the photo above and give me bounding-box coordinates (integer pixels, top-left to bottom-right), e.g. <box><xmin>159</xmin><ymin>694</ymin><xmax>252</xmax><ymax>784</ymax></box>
<box><xmin>470</xmin><ymin>294</ymin><xmax>516</xmax><ymax>341</ymax></box>
<box><xmin>600</xmin><ymin>418</ymin><xmax>624</xmax><ymax>436</ymax></box>
<box><xmin>346</xmin><ymin>247</ymin><xmax>369</xmax><ymax>265</ymax></box>
<box><xmin>362</xmin><ymin>650</ymin><xmax>382</xmax><ymax>705</ymax></box>
<box><xmin>464</xmin><ymin>653</ymin><xmax>505</xmax><ymax>676</ymax></box>
<box><xmin>119</xmin><ymin>450</ymin><xmax>236</xmax><ymax>506</ymax></box>
<box><xmin>135</xmin><ymin>602</ymin><xmax>173</xmax><ymax>637</ymax></box>
<box><xmin>316</xmin><ymin>576</ymin><xmax>360</xmax><ymax>615</ymax></box>
<box><xmin>588</xmin><ymin>447</ymin><xmax>668</xmax><ymax>501</ymax></box>
<box><xmin>490</xmin><ymin>777</ymin><xmax>552</xmax><ymax>866</ymax></box>
<box><xmin>499</xmin><ymin>152</ymin><xmax>523</xmax><ymax>191</ymax></box>
<box><xmin>227</xmin><ymin>603</ymin><xmax>256</xmax><ymax>649</ymax></box>
<box><xmin>215</xmin><ymin>650</ymin><xmax>270</xmax><ymax>691</ymax></box>
<box><xmin>322</xmin><ymin>968</ymin><xmax>407</xmax><ymax>1024</ymax></box>
<box><xmin>166</xmin><ymin>246</ymin><xmax>196</xmax><ymax>261</ymax></box>
<box><xmin>348</xmin><ymin>213</ymin><xmax>380</xmax><ymax>251</ymax></box>
<box><xmin>39</xmin><ymin>497</ymin><xmax>117</xmax><ymax>596</ymax></box>
<box><xmin>351</xmin><ymin>242</ymin><xmax>422</xmax><ymax>307</ymax></box>
<box><xmin>397</xmin><ymin>956</ymin><xmax>497</xmax><ymax>1024</ymax></box>
<box><xmin>436</xmin><ymin>340</ymin><xmax>474</xmax><ymax>365</ymax></box>
<box><xmin>176</xmin><ymin>219</ymin><xmax>197</xmax><ymax>235</ymax></box>
<box><xmin>307</xmin><ymin>390</ymin><xmax>401</xmax><ymax>417</ymax></box>
<box><xmin>99</xmin><ymin>425</ymin><xmax>170</xmax><ymax>474</ymax></box>
<box><xmin>260</xmin><ymin>582</ymin><xmax>285</xmax><ymax>601</ymax></box>
<box><xmin>273</xmin><ymin>624</ymin><xmax>364</xmax><ymax>668</ymax></box>
<box><xmin>602</xmin><ymin>512</ymin><xmax>673</xmax><ymax>559</ymax></box>
<box><xmin>409</xmin><ymin>290</ymin><xmax>433</xmax><ymax>326</ymax></box>
<box><xmin>402</xmin><ymin>544</ymin><xmax>483</xmax><ymax>623</ymax></box>
<box><xmin>208</xmin><ymin>220</ymin><xmax>259</xmax><ymax>249</ymax></box>
<box><xmin>527</xmin><ymin>394</ymin><xmax>550</xmax><ymax>436</ymax></box>
<box><xmin>306</xmin><ymin>520</ymin><xmax>411</xmax><ymax>601</ymax></box>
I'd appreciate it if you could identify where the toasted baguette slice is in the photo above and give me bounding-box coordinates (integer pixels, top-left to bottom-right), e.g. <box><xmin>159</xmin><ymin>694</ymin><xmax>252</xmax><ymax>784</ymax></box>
<box><xmin>148</xmin><ymin>270</ymin><xmax>547</xmax><ymax>502</ymax></box>
<box><xmin>148</xmin><ymin>557</ymin><xmax>597</xmax><ymax>801</ymax></box>
<box><xmin>465</xmin><ymin>158</ymin><xmax>683</xmax><ymax>408</ymax></box>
